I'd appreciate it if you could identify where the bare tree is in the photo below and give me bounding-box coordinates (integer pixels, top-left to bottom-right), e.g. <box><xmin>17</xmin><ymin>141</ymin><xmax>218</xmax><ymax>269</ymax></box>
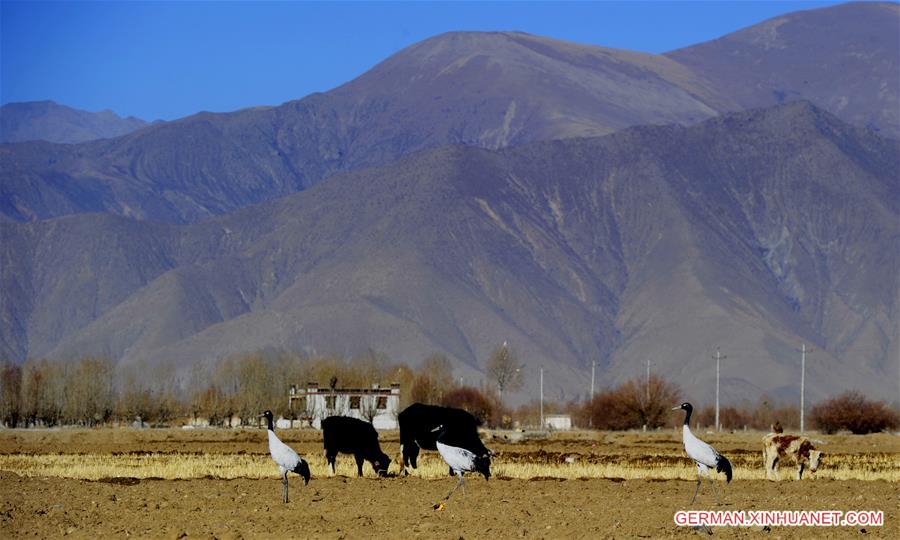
<box><xmin>392</xmin><ymin>363</ymin><xmax>417</xmax><ymax>408</ymax></box>
<box><xmin>151</xmin><ymin>370</ymin><xmax>182</xmax><ymax>425</ymax></box>
<box><xmin>64</xmin><ymin>357</ymin><xmax>115</xmax><ymax>426</ymax></box>
<box><xmin>21</xmin><ymin>360</ymin><xmax>64</xmax><ymax>427</ymax></box>
<box><xmin>442</xmin><ymin>385</ymin><xmax>495</xmax><ymax>426</ymax></box>
<box><xmin>354</xmin><ymin>349</ymin><xmax>387</xmax><ymax>386</ymax></box>
<box><xmin>0</xmin><ymin>362</ymin><xmax>22</xmax><ymax>427</ymax></box>
<box><xmin>192</xmin><ymin>385</ymin><xmax>229</xmax><ymax>426</ymax></box>
<box><xmin>19</xmin><ymin>361</ymin><xmax>44</xmax><ymax>427</ymax></box>
<box><xmin>621</xmin><ymin>374</ymin><xmax>681</xmax><ymax>428</ymax></box>
<box><xmin>118</xmin><ymin>364</ymin><xmax>154</xmax><ymax>425</ymax></box>
<box><xmin>581</xmin><ymin>374</ymin><xmax>680</xmax><ymax>430</ymax></box>
<box><xmin>410</xmin><ymin>353</ymin><xmax>456</xmax><ymax>404</ymax></box>
<box><xmin>234</xmin><ymin>354</ymin><xmax>273</xmax><ymax>424</ymax></box>
<box><xmin>486</xmin><ymin>342</ymin><xmax>523</xmax><ymax>404</ymax></box>
<box><xmin>811</xmin><ymin>391</ymin><xmax>899</xmax><ymax>434</ymax></box>
<box><xmin>359</xmin><ymin>395</ymin><xmax>378</xmax><ymax>423</ymax></box>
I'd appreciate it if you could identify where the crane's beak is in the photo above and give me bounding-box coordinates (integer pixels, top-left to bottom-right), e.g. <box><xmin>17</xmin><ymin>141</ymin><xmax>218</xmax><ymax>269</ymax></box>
<box><xmin>671</xmin><ymin>406</ymin><xmax>681</xmax><ymax>411</ymax></box>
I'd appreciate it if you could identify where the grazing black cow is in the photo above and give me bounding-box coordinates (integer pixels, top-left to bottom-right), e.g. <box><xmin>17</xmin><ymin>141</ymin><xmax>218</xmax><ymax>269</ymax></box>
<box><xmin>322</xmin><ymin>416</ymin><xmax>390</xmax><ymax>477</ymax></box>
<box><xmin>398</xmin><ymin>403</ymin><xmax>486</xmax><ymax>474</ymax></box>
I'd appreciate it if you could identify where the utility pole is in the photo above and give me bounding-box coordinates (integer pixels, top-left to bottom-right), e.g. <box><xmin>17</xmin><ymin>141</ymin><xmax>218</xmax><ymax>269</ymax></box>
<box><xmin>588</xmin><ymin>360</ymin><xmax>596</xmax><ymax>428</ymax></box>
<box><xmin>646</xmin><ymin>359</ymin><xmax>651</xmax><ymax>402</ymax></box>
<box><xmin>540</xmin><ymin>367</ymin><xmax>544</xmax><ymax>429</ymax></box>
<box><xmin>800</xmin><ymin>344</ymin><xmax>813</xmax><ymax>434</ymax></box>
<box><xmin>714</xmin><ymin>348</ymin><xmax>726</xmax><ymax>432</ymax></box>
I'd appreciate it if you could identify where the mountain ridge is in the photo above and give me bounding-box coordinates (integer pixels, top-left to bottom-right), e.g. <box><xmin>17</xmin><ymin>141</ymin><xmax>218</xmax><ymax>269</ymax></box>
<box><xmin>1</xmin><ymin>2</ymin><xmax>896</xmax><ymax>224</ymax></box>
<box><xmin>0</xmin><ymin>100</ymin><xmax>150</xmax><ymax>144</ymax></box>
<box><xmin>3</xmin><ymin>101</ymin><xmax>896</xmax><ymax>405</ymax></box>
<box><xmin>666</xmin><ymin>2</ymin><xmax>899</xmax><ymax>137</ymax></box>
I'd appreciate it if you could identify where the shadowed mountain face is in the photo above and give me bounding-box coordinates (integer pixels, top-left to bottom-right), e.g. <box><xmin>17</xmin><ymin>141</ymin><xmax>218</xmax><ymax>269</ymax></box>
<box><xmin>3</xmin><ymin>103</ymin><xmax>897</xmax><ymax>404</ymax></box>
<box><xmin>0</xmin><ymin>101</ymin><xmax>149</xmax><ymax>144</ymax></box>
<box><xmin>666</xmin><ymin>2</ymin><xmax>900</xmax><ymax>138</ymax></box>
<box><xmin>1</xmin><ymin>3</ymin><xmax>896</xmax><ymax>224</ymax></box>
<box><xmin>0</xmin><ymin>33</ymin><xmax>724</xmax><ymax>224</ymax></box>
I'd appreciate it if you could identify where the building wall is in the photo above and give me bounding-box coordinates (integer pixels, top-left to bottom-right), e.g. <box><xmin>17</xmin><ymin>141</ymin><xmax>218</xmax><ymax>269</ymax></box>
<box><xmin>545</xmin><ymin>414</ymin><xmax>572</xmax><ymax>431</ymax></box>
<box><xmin>292</xmin><ymin>387</ymin><xmax>400</xmax><ymax>430</ymax></box>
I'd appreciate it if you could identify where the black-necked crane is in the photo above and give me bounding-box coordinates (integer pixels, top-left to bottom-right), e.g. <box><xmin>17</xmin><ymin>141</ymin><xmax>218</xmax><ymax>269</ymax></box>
<box><xmin>433</xmin><ymin>424</ymin><xmax>491</xmax><ymax>504</ymax></box>
<box><xmin>259</xmin><ymin>410</ymin><xmax>310</xmax><ymax>503</ymax></box>
<box><xmin>673</xmin><ymin>402</ymin><xmax>732</xmax><ymax>505</ymax></box>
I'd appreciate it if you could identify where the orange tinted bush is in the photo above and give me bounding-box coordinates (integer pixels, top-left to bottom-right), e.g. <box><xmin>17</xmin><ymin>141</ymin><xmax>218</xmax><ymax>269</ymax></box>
<box><xmin>441</xmin><ymin>386</ymin><xmax>495</xmax><ymax>425</ymax></box>
<box><xmin>582</xmin><ymin>389</ymin><xmax>637</xmax><ymax>430</ymax></box>
<box><xmin>811</xmin><ymin>391</ymin><xmax>899</xmax><ymax>434</ymax></box>
<box><xmin>696</xmin><ymin>405</ymin><xmax>751</xmax><ymax>430</ymax></box>
<box><xmin>582</xmin><ymin>375</ymin><xmax>680</xmax><ymax>430</ymax></box>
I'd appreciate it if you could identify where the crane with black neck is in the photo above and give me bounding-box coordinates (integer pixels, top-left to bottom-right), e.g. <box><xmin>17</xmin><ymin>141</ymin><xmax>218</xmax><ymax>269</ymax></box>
<box><xmin>259</xmin><ymin>410</ymin><xmax>310</xmax><ymax>503</ymax></box>
<box><xmin>673</xmin><ymin>402</ymin><xmax>732</xmax><ymax>504</ymax></box>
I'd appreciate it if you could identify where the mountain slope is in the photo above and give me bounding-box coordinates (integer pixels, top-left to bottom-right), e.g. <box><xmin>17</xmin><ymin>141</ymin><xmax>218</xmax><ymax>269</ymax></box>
<box><xmin>666</xmin><ymin>2</ymin><xmax>900</xmax><ymax>138</ymax></box>
<box><xmin>3</xmin><ymin>2</ymin><xmax>896</xmax><ymax>224</ymax></box>
<box><xmin>325</xmin><ymin>31</ymin><xmax>729</xmax><ymax>152</ymax></box>
<box><xmin>0</xmin><ymin>101</ymin><xmax>149</xmax><ymax>144</ymax></box>
<box><xmin>4</xmin><ymin>103</ymin><xmax>897</xmax><ymax>404</ymax></box>
<box><xmin>0</xmin><ymin>214</ymin><xmax>179</xmax><ymax>361</ymax></box>
<box><xmin>0</xmin><ymin>33</ymin><xmax>725</xmax><ymax>224</ymax></box>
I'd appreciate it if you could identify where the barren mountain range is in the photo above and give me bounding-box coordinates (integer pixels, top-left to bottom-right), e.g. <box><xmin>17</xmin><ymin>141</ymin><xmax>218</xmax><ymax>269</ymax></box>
<box><xmin>1</xmin><ymin>2</ymin><xmax>898</xmax><ymax>405</ymax></box>
<box><xmin>0</xmin><ymin>101</ymin><xmax>149</xmax><ymax>144</ymax></box>
<box><xmin>1</xmin><ymin>3</ymin><xmax>896</xmax><ymax>224</ymax></box>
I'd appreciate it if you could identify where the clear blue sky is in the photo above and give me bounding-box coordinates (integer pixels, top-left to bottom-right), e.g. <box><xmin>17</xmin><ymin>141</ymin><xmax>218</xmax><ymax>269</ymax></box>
<box><xmin>1</xmin><ymin>1</ymin><xmax>842</xmax><ymax>121</ymax></box>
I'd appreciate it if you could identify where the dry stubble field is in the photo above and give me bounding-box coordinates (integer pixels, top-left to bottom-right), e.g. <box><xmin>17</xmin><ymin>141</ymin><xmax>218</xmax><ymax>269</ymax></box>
<box><xmin>0</xmin><ymin>428</ymin><xmax>897</xmax><ymax>539</ymax></box>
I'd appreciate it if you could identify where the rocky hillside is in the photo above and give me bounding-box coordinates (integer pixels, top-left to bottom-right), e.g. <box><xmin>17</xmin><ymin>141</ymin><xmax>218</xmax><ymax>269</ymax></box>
<box><xmin>3</xmin><ymin>102</ymin><xmax>896</xmax><ymax>404</ymax></box>
<box><xmin>1</xmin><ymin>3</ymin><xmax>896</xmax><ymax>224</ymax></box>
<box><xmin>667</xmin><ymin>2</ymin><xmax>900</xmax><ymax>138</ymax></box>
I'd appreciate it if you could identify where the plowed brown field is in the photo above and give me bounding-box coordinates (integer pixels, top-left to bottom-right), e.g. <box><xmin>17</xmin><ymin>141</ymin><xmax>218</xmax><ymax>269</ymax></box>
<box><xmin>1</xmin><ymin>429</ymin><xmax>896</xmax><ymax>539</ymax></box>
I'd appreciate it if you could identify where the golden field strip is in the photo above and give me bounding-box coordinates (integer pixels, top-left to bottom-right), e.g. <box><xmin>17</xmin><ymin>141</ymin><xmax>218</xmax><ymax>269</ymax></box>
<box><xmin>1</xmin><ymin>428</ymin><xmax>897</xmax><ymax>482</ymax></box>
<box><xmin>3</xmin><ymin>429</ymin><xmax>899</xmax><ymax>539</ymax></box>
<box><xmin>2</xmin><ymin>451</ymin><xmax>898</xmax><ymax>482</ymax></box>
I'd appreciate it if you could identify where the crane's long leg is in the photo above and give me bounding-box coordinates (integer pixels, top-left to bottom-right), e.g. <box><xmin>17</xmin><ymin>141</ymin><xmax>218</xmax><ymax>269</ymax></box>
<box><xmin>444</xmin><ymin>472</ymin><xmax>465</xmax><ymax>501</ymax></box>
<box><xmin>707</xmin><ymin>473</ymin><xmax>721</xmax><ymax>505</ymax></box>
<box><xmin>282</xmin><ymin>471</ymin><xmax>289</xmax><ymax>504</ymax></box>
<box><xmin>690</xmin><ymin>466</ymin><xmax>702</xmax><ymax>505</ymax></box>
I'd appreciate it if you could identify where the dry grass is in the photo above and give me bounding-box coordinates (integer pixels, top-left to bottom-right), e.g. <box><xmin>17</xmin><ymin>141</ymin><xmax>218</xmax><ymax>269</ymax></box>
<box><xmin>1</xmin><ymin>428</ymin><xmax>897</xmax><ymax>483</ymax></box>
<box><xmin>1</xmin><ymin>448</ymin><xmax>896</xmax><ymax>482</ymax></box>
<box><xmin>3</xmin><ymin>429</ymin><xmax>898</xmax><ymax>540</ymax></box>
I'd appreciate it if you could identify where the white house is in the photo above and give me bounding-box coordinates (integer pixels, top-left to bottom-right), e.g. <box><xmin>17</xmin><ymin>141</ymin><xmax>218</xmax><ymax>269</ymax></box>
<box><xmin>544</xmin><ymin>414</ymin><xmax>572</xmax><ymax>431</ymax></box>
<box><xmin>288</xmin><ymin>382</ymin><xmax>401</xmax><ymax>430</ymax></box>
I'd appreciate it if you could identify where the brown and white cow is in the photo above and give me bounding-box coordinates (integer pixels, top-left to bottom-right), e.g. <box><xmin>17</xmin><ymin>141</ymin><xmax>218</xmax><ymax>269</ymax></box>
<box><xmin>763</xmin><ymin>433</ymin><xmax>823</xmax><ymax>480</ymax></box>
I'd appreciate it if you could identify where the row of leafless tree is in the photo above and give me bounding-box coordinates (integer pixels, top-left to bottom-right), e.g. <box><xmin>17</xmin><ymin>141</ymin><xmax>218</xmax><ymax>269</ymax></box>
<box><xmin>1</xmin><ymin>350</ymin><xmax>896</xmax><ymax>433</ymax></box>
<box><xmin>0</xmin><ymin>350</ymin><xmax>490</xmax><ymax>427</ymax></box>
<box><xmin>1</xmin><ymin>358</ymin><xmax>116</xmax><ymax>427</ymax></box>
<box><xmin>0</xmin><ymin>344</ymin><xmax>522</xmax><ymax>428</ymax></box>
